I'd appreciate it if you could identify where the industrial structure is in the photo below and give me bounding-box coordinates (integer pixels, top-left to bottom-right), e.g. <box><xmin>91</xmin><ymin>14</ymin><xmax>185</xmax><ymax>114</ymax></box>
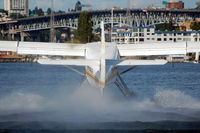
<box><xmin>4</xmin><ymin>0</ymin><xmax>29</xmax><ymax>16</ymax></box>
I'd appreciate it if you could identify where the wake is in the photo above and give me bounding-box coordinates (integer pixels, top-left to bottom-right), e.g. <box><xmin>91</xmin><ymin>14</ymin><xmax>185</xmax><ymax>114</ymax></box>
<box><xmin>0</xmin><ymin>84</ymin><xmax>200</xmax><ymax>122</ymax></box>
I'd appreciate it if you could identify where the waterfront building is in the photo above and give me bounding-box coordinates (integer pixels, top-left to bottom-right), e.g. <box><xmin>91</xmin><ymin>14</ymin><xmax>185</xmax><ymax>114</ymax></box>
<box><xmin>4</xmin><ymin>0</ymin><xmax>29</xmax><ymax>16</ymax></box>
<box><xmin>111</xmin><ymin>26</ymin><xmax>200</xmax><ymax>44</ymax></box>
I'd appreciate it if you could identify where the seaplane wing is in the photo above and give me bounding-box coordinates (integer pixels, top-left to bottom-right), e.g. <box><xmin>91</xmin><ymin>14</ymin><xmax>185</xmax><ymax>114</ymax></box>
<box><xmin>37</xmin><ymin>58</ymin><xmax>167</xmax><ymax>66</ymax></box>
<box><xmin>117</xmin><ymin>42</ymin><xmax>188</xmax><ymax>56</ymax></box>
<box><xmin>0</xmin><ymin>41</ymin><xmax>87</xmax><ymax>56</ymax></box>
<box><xmin>107</xmin><ymin>59</ymin><xmax>167</xmax><ymax>66</ymax></box>
<box><xmin>38</xmin><ymin>58</ymin><xmax>100</xmax><ymax>66</ymax></box>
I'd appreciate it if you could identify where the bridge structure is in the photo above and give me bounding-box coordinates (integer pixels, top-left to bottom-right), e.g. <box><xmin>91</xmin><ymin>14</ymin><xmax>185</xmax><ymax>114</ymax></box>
<box><xmin>1</xmin><ymin>8</ymin><xmax>200</xmax><ymax>41</ymax></box>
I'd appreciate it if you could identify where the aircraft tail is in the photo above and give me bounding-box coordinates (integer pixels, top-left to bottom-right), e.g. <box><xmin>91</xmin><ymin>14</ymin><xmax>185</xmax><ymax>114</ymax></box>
<box><xmin>100</xmin><ymin>21</ymin><xmax>106</xmax><ymax>94</ymax></box>
<box><xmin>101</xmin><ymin>21</ymin><xmax>105</xmax><ymax>49</ymax></box>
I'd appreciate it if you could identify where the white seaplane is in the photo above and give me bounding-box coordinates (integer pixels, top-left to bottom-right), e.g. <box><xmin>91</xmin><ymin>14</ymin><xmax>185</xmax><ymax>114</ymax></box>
<box><xmin>0</xmin><ymin>22</ymin><xmax>200</xmax><ymax>97</ymax></box>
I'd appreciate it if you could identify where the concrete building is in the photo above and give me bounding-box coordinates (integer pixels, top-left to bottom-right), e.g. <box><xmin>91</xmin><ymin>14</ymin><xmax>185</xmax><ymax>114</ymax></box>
<box><xmin>111</xmin><ymin>26</ymin><xmax>200</xmax><ymax>44</ymax></box>
<box><xmin>111</xmin><ymin>26</ymin><xmax>200</xmax><ymax>62</ymax></box>
<box><xmin>4</xmin><ymin>0</ymin><xmax>29</xmax><ymax>16</ymax></box>
<box><xmin>165</xmin><ymin>0</ymin><xmax>184</xmax><ymax>9</ymax></box>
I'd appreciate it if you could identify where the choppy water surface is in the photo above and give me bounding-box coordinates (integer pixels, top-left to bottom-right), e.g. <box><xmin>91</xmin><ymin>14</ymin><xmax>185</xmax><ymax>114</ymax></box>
<box><xmin>0</xmin><ymin>63</ymin><xmax>200</xmax><ymax>132</ymax></box>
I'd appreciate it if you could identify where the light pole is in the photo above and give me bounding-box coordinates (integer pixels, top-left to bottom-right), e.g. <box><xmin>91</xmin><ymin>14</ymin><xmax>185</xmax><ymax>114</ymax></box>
<box><xmin>50</xmin><ymin>0</ymin><xmax>55</xmax><ymax>42</ymax></box>
<box><xmin>111</xmin><ymin>8</ymin><xmax>114</xmax><ymax>42</ymax></box>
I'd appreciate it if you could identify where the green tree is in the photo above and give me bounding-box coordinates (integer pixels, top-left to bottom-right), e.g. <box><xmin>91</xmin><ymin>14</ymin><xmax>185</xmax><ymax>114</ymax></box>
<box><xmin>156</xmin><ymin>22</ymin><xmax>179</xmax><ymax>31</ymax></box>
<box><xmin>57</xmin><ymin>10</ymin><xmax>65</xmax><ymax>14</ymax></box>
<box><xmin>32</xmin><ymin>6</ymin><xmax>44</xmax><ymax>16</ymax></box>
<box><xmin>0</xmin><ymin>34</ymin><xmax>3</xmax><ymax>40</ymax></box>
<box><xmin>40</xmin><ymin>30</ymin><xmax>50</xmax><ymax>42</ymax></box>
<box><xmin>29</xmin><ymin>9</ymin><xmax>32</xmax><ymax>16</ymax></box>
<box><xmin>46</xmin><ymin>8</ymin><xmax>64</xmax><ymax>15</ymax></box>
<box><xmin>191</xmin><ymin>22</ymin><xmax>200</xmax><ymax>31</ymax></box>
<box><xmin>32</xmin><ymin>6</ymin><xmax>39</xmax><ymax>14</ymax></box>
<box><xmin>0</xmin><ymin>33</ymin><xmax>9</xmax><ymax>40</ymax></box>
<box><xmin>47</xmin><ymin>8</ymin><xmax>51</xmax><ymax>15</ymax></box>
<box><xmin>38</xmin><ymin>8</ymin><xmax>44</xmax><ymax>16</ymax></box>
<box><xmin>75</xmin><ymin>1</ymin><xmax>82</xmax><ymax>11</ymax></box>
<box><xmin>76</xmin><ymin>12</ymin><xmax>93</xmax><ymax>43</ymax></box>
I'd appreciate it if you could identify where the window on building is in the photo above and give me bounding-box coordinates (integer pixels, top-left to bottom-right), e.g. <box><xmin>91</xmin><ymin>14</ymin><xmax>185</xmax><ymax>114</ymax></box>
<box><xmin>178</xmin><ymin>38</ymin><xmax>182</xmax><ymax>40</ymax></box>
<box><xmin>147</xmin><ymin>33</ymin><xmax>150</xmax><ymax>35</ymax></box>
<box><xmin>152</xmin><ymin>33</ymin><xmax>155</xmax><ymax>35</ymax></box>
<box><xmin>147</xmin><ymin>38</ymin><xmax>150</xmax><ymax>40</ymax></box>
<box><xmin>184</xmin><ymin>33</ymin><xmax>190</xmax><ymax>36</ymax></box>
<box><xmin>152</xmin><ymin>38</ymin><xmax>155</xmax><ymax>40</ymax></box>
<box><xmin>170</xmin><ymin>38</ymin><xmax>173</xmax><ymax>40</ymax></box>
<box><xmin>164</xmin><ymin>38</ymin><xmax>167</xmax><ymax>41</ymax></box>
<box><xmin>139</xmin><ymin>38</ymin><xmax>144</xmax><ymax>42</ymax></box>
<box><xmin>139</xmin><ymin>33</ymin><xmax>144</xmax><ymax>37</ymax></box>
<box><xmin>147</xmin><ymin>28</ymin><xmax>150</xmax><ymax>32</ymax></box>
<box><xmin>193</xmin><ymin>35</ymin><xmax>197</xmax><ymax>37</ymax></box>
<box><xmin>174</xmin><ymin>33</ymin><xmax>176</xmax><ymax>36</ymax></box>
<box><xmin>183</xmin><ymin>38</ymin><xmax>191</xmax><ymax>41</ymax></box>
<box><xmin>174</xmin><ymin>38</ymin><xmax>176</xmax><ymax>42</ymax></box>
<box><xmin>139</xmin><ymin>28</ymin><xmax>144</xmax><ymax>32</ymax></box>
<box><xmin>164</xmin><ymin>34</ymin><xmax>167</xmax><ymax>36</ymax></box>
<box><xmin>157</xmin><ymin>38</ymin><xmax>162</xmax><ymax>41</ymax></box>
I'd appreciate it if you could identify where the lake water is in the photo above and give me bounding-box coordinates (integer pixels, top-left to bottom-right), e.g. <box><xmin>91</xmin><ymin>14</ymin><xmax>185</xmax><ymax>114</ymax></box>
<box><xmin>0</xmin><ymin>63</ymin><xmax>200</xmax><ymax>132</ymax></box>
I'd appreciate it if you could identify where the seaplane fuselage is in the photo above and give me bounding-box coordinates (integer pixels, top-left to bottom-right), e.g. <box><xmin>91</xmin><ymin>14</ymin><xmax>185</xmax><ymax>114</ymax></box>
<box><xmin>85</xmin><ymin>43</ymin><xmax>119</xmax><ymax>89</ymax></box>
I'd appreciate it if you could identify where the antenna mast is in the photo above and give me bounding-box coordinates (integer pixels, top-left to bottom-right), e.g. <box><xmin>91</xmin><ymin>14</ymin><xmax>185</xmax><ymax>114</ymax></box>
<box><xmin>126</xmin><ymin>0</ymin><xmax>131</xmax><ymax>17</ymax></box>
<box><xmin>50</xmin><ymin>0</ymin><xmax>55</xmax><ymax>42</ymax></box>
<box><xmin>126</xmin><ymin>0</ymin><xmax>132</xmax><ymax>27</ymax></box>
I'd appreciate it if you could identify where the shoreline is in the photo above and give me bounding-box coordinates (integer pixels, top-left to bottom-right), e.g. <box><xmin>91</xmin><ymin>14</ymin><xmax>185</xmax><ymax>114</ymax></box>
<box><xmin>0</xmin><ymin>61</ymin><xmax>199</xmax><ymax>64</ymax></box>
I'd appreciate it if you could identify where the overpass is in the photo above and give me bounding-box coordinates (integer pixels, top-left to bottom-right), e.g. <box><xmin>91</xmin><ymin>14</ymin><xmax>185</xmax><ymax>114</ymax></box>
<box><xmin>1</xmin><ymin>8</ymin><xmax>200</xmax><ymax>41</ymax></box>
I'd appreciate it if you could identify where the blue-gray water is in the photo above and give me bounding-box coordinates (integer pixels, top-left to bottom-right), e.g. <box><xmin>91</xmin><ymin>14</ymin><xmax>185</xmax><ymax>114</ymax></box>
<box><xmin>0</xmin><ymin>63</ymin><xmax>200</xmax><ymax>132</ymax></box>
